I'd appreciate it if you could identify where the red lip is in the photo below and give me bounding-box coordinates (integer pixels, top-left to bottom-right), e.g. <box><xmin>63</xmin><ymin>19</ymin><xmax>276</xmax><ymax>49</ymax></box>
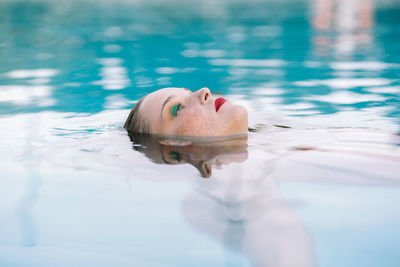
<box><xmin>215</xmin><ymin>97</ymin><xmax>227</xmax><ymax>112</ymax></box>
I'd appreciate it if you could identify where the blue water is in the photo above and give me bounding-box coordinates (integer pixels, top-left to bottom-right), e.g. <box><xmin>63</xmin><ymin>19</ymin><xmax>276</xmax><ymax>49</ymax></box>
<box><xmin>1</xmin><ymin>0</ymin><xmax>400</xmax><ymax>266</ymax></box>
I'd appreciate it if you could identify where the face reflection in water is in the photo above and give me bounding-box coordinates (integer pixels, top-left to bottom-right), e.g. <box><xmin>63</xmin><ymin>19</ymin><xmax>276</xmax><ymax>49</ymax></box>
<box><xmin>137</xmin><ymin>87</ymin><xmax>248</xmax><ymax>136</ymax></box>
<box><xmin>128</xmin><ymin>133</ymin><xmax>248</xmax><ymax>177</ymax></box>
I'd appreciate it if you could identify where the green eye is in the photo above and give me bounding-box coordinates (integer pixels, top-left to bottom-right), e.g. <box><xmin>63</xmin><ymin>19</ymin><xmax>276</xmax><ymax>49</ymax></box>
<box><xmin>171</xmin><ymin>104</ymin><xmax>183</xmax><ymax>118</ymax></box>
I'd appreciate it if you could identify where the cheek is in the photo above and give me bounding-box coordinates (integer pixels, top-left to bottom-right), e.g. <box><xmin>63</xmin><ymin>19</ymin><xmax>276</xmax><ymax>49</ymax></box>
<box><xmin>174</xmin><ymin>105</ymin><xmax>247</xmax><ymax>136</ymax></box>
<box><xmin>176</xmin><ymin>109</ymin><xmax>218</xmax><ymax>136</ymax></box>
<box><xmin>178</xmin><ymin>113</ymin><xmax>205</xmax><ymax>136</ymax></box>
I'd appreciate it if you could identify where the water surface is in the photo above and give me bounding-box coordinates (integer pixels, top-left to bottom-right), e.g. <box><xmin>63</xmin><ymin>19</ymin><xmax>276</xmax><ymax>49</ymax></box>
<box><xmin>1</xmin><ymin>0</ymin><xmax>400</xmax><ymax>266</ymax></box>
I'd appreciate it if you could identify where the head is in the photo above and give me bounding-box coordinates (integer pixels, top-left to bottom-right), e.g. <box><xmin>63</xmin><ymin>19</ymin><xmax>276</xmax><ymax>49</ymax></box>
<box><xmin>124</xmin><ymin>87</ymin><xmax>248</xmax><ymax>136</ymax></box>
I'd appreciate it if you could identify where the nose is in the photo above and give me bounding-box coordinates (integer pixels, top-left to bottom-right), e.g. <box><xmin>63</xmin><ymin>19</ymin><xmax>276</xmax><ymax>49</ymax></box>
<box><xmin>196</xmin><ymin>87</ymin><xmax>211</xmax><ymax>105</ymax></box>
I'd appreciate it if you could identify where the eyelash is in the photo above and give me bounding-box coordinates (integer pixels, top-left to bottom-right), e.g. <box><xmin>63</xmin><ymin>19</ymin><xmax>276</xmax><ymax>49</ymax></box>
<box><xmin>171</xmin><ymin>104</ymin><xmax>184</xmax><ymax>118</ymax></box>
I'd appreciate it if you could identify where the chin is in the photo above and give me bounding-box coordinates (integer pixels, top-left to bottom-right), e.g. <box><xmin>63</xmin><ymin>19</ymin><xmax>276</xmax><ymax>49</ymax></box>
<box><xmin>227</xmin><ymin>104</ymin><xmax>248</xmax><ymax>135</ymax></box>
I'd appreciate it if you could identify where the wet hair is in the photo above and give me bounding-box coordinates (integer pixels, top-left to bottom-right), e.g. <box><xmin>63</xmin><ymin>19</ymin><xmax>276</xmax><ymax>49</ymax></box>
<box><xmin>124</xmin><ymin>97</ymin><xmax>150</xmax><ymax>133</ymax></box>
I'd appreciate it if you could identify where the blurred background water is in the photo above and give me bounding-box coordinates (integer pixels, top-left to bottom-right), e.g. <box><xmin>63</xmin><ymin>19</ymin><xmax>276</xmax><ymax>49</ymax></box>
<box><xmin>0</xmin><ymin>0</ymin><xmax>399</xmax><ymax>266</ymax></box>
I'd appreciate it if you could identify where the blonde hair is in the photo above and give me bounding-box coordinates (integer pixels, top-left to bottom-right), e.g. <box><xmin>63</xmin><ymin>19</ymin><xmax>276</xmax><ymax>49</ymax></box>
<box><xmin>124</xmin><ymin>97</ymin><xmax>150</xmax><ymax>133</ymax></box>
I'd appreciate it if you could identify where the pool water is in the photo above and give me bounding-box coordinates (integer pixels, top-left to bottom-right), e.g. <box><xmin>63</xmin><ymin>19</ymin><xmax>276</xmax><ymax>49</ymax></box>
<box><xmin>1</xmin><ymin>0</ymin><xmax>400</xmax><ymax>266</ymax></box>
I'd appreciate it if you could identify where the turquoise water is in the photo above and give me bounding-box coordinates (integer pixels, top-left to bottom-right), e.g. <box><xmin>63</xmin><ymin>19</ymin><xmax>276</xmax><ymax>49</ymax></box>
<box><xmin>1</xmin><ymin>0</ymin><xmax>400</xmax><ymax>266</ymax></box>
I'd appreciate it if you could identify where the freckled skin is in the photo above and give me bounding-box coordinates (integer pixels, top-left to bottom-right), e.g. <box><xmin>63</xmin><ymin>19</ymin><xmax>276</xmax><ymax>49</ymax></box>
<box><xmin>139</xmin><ymin>87</ymin><xmax>248</xmax><ymax>136</ymax></box>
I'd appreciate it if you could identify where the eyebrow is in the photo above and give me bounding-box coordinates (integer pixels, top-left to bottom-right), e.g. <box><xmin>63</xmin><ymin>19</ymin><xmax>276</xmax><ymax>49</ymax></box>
<box><xmin>160</xmin><ymin>95</ymin><xmax>176</xmax><ymax>121</ymax></box>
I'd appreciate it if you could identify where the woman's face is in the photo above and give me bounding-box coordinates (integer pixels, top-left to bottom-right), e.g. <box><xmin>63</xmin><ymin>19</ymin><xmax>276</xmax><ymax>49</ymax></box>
<box><xmin>138</xmin><ymin>87</ymin><xmax>248</xmax><ymax>136</ymax></box>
